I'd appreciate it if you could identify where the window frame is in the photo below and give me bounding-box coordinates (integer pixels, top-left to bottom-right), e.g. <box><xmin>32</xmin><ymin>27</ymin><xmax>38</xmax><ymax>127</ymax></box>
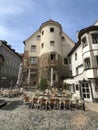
<box><xmin>50</xmin><ymin>27</ymin><xmax>54</xmax><ymax>32</ymax></box>
<box><xmin>36</xmin><ymin>35</ymin><xmax>40</xmax><ymax>40</ymax></box>
<box><xmin>30</xmin><ymin>57</ymin><xmax>37</xmax><ymax>65</ymax></box>
<box><xmin>50</xmin><ymin>41</ymin><xmax>55</xmax><ymax>46</ymax></box>
<box><xmin>84</xmin><ymin>58</ymin><xmax>91</xmax><ymax>69</ymax></box>
<box><xmin>81</xmin><ymin>82</ymin><xmax>90</xmax><ymax>98</ymax></box>
<box><xmin>64</xmin><ymin>58</ymin><xmax>68</xmax><ymax>64</ymax></box>
<box><xmin>31</xmin><ymin>45</ymin><xmax>36</xmax><ymax>52</ymax></box>
<box><xmin>75</xmin><ymin>53</ymin><xmax>77</xmax><ymax>60</ymax></box>
<box><xmin>96</xmin><ymin>56</ymin><xmax>98</xmax><ymax>65</ymax></box>
<box><xmin>42</xmin><ymin>30</ymin><xmax>44</xmax><ymax>35</ymax></box>
<box><xmin>82</xmin><ymin>37</ymin><xmax>87</xmax><ymax>48</ymax></box>
<box><xmin>51</xmin><ymin>54</ymin><xmax>55</xmax><ymax>60</ymax></box>
<box><xmin>92</xmin><ymin>33</ymin><xmax>98</xmax><ymax>43</ymax></box>
<box><xmin>41</xmin><ymin>43</ymin><xmax>44</xmax><ymax>48</ymax></box>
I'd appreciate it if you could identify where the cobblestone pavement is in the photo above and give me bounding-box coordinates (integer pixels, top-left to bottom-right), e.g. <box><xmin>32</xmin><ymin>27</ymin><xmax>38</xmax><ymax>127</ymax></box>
<box><xmin>0</xmin><ymin>96</ymin><xmax>98</xmax><ymax>130</ymax></box>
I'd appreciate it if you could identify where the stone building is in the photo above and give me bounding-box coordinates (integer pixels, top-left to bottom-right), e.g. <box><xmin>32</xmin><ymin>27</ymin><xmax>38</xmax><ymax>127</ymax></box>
<box><xmin>22</xmin><ymin>19</ymin><xmax>74</xmax><ymax>88</ymax></box>
<box><xmin>0</xmin><ymin>40</ymin><xmax>22</xmax><ymax>88</ymax></box>
<box><xmin>67</xmin><ymin>21</ymin><xmax>98</xmax><ymax>102</ymax></box>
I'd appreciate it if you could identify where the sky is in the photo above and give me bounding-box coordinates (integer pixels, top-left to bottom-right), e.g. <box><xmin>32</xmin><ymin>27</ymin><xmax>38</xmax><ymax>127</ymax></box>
<box><xmin>0</xmin><ymin>0</ymin><xmax>98</xmax><ymax>53</ymax></box>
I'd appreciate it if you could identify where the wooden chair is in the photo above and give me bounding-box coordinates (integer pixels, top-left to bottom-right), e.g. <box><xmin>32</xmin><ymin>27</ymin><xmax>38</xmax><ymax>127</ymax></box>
<box><xmin>53</xmin><ymin>98</ymin><xmax>61</xmax><ymax>110</ymax></box>
<box><xmin>48</xmin><ymin>98</ymin><xmax>61</xmax><ymax>110</ymax></box>
<box><xmin>31</xmin><ymin>97</ymin><xmax>39</xmax><ymax>109</ymax></box>
<box><xmin>23</xmin><ymin>96</ymin><xmax>30</xmax><ymax>104</ymax></box>
<box><xmin>63</xmin><ymin>99</ymin><xmax>71</xmax><ymax>110</ymax></box>
<box><xmin>39</xmin><ymin>98</ymin><xmax>48</xmax><ymax>110</ymax></box>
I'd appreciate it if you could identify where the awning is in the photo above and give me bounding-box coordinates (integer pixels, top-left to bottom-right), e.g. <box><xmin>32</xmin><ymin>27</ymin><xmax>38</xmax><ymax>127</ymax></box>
<box><xmin>63</xmin><ymin>79</ymin><xmax>76</xmax><ymax>85</ymax></box>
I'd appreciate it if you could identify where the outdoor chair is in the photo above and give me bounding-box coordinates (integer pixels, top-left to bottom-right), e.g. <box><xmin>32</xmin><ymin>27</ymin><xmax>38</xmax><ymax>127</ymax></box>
<box><xmin>63</xmin><ymin>99</ymin><xmax>71</xmax><ymax>110</ymax></box>
<box><xmin>76</xmin><ymin>98</ymin><xmax>85</xmax><ymax>111</ymax></box>
<box><xmin>23</xmin><ymin>96</ymin><xmax>30</xmax><ymax>105</ymax></box>
<box><xmin>48</xmin><ymin>98</ymin><xmax>61</xmax><ymax>110</ymax></box>
<box><xmin>39</xmin><ymin>98</ymin><xmax>48</xmax><ymax>110</ymax></box>
<box><xmin>30</xmin><ymin>97</ymin><xmax>39</xmax><ymax>109</ymax></box>
<box><xmin>53</xmin><ymin>98</ymin><xmax>61</xmax><ymax>110</ymax></box>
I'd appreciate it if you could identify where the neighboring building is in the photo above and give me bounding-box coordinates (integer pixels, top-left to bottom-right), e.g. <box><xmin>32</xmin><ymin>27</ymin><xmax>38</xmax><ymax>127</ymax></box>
<box><xmin>68</xmin><ymin>21</ymin><xmax>98</xmax><ymax>102</ymax></box>
<box><xmin>22</xmin><ymin>19</ymin><xmax>75</xmax><ymax>88</ymax></box>
<box><xmin>0</xmin><ymin>40</ymin><xmax>22</xmax><ymax>88</ymax></box>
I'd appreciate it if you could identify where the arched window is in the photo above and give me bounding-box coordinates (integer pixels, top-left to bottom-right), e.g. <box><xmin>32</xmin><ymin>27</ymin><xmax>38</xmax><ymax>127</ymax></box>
<box><xmin>41</xmin><ymin>43</ymin><xmax>44</xmax><ymax>48</ymax></box>
<box><xmin>82</xmin><ymin>37</ymin><xmax>87</xmax><ymax>48</ymax></box>
<box><xmin>84</xmin><ymin>58</ymin><xmax>91</xmax><ymax>69</ymax></box>
<box><xmin>51</xmin><ymin>54</ymin><xmax>55</xmax><ymax>60</ymax></box>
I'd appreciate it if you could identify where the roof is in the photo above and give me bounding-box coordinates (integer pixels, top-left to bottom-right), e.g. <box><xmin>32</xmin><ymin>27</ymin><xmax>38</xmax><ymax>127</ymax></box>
<box><xmin>0</xmin><ymin>40</ymin><xmax>22</xmax><ymax>59</ymax></box>
<box><xmin>78</xmin><ymin>25</ymin><xmax>98</xmax><ymax>39</ymax></box>
<box><xmin>68</xmin><ymin>41</ymin><xmax>80</xmax><ymax>57</ymax></box>
<box><xmin>68</xmin><ymin>23</ymin><xmax>98</xmax><ymax>57</ymax></box>
<box><xmin>40</xmin><ymin>19</ymin><xmax>62</xmax><ymax>31</ymax></box>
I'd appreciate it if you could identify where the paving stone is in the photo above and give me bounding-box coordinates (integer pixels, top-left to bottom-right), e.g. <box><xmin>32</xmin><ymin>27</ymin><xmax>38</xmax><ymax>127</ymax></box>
<box><xmin>0</xmin><ymin>96</ymin><xmax>98</xmax><ymax>130</ymax></box>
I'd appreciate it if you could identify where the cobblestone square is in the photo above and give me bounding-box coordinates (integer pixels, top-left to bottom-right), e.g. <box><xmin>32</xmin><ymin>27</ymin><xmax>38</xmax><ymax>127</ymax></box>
<box><xmin>0</xmin><ymin>96</ymin><xmax>98</xmax><ymax>130</ymax></box>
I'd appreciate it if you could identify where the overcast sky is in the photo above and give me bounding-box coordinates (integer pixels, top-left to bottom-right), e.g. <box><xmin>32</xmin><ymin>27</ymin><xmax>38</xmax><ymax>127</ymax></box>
<box><xmin>0</xmin><ymin>0</ymin><xmax>98</xmax><ymax>53</ymax></box>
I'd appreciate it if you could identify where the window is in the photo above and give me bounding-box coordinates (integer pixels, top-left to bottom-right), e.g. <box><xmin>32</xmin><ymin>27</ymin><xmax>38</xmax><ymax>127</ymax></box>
<box><xmin>82</xmin><ymin>37</ymin><xmax>87</xmax><ymax>48</ymax></box>
<box><xmin>41</xmin><ymin>43</ymin><xmax>44</xmax><ymax>48</ymax></box>
<box><xmin>51</xmin><ymin>54</ymin><xmax>55</xmax><ymax>60</ymax></box>
<box><xmin>30</xmin><ymin>57</ymin><xmax>37</xmax><ymax>64</ymax></box>
<box><xmin>36</xmin><ymin>35</ymin><xmax>40</xmax><ymax>40</ymax></box>
<box><xmin>84</xmin><ymin>58</ymin><xmax>91</xmax><ymax>69</ymax></box>
<box><xmin>76</xmin><ymin>84</ymin><xmax>79</xmax><ymax>90</ymax></box>
<box><xmin>76</xmin><ymin>67</ymin><xmax>78</xmax><ymax>75</ymax></box>
<box><xmin>69</xmin><ymin>70</ymin><xmax>72</xmax><ymax>77</ymax></box>
<box><xmin>42</xmin><ymin>31</ymin><xmax>44</xmax><ymax>35</ymax></box>
<box><xmin>50</xmin><ymin>41</ymin><xmax>55</xmax><ymax>46</ymax></box>
<box><xmin>69</xmin><ymin>58</ymin><xmax>71</xmax><ymax>64</ymax></box>
<box><xmin>92</xmin><ymin>33</ymin><xmax>98</xmax><ymax>43</ymax></box>
<box><xmin>61</xmin><ymin>36</ymin><xmax>65</xmax><ymax>41</ymax></box>
<box><xmin>96</xmin><ymin>56</ymin><xmax>98</xmax><ymax>64</ymax></box>
<box><xmin>31</xmin><ymin>45</ymin><xmax>36</xmax><ymax>52</ymax></box>
<box><xmin>64</xmin><ymin>58</ymin><xmax>68</xmax><ymax>64</ymax></box>
<box><xmin>81</xmin><ymin>82</ymin><xmax>90</xmax><ymax>98</ymax></box>
<box><xmin>95</xmin><ymin>79</ymin><xmax>98</xmax><ymax>90</ymax></box>
<box><xmin>50</xmin><ymin>27</ymin><xmax>54</xmax><ymax>32</ymax></box>
<box><xmin>75</xmin><ymin>53</ymin><xmax>77</xmax><ymax>60</ymax></box>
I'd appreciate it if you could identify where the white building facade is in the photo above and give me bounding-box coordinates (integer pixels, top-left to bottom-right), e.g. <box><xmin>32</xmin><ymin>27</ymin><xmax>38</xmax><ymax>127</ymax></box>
<box><xmin>68</xmin><ymin>21</ymin><xmax>98</xmax><ymax>102</ymax></box>
<box><xmin>22</xmin><ymin>19</ymin><xmax>74</xmax><ymax>87</ymax></box>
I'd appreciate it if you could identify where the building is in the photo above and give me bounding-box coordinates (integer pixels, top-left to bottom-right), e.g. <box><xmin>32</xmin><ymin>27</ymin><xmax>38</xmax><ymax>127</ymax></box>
<box><xmin>0</xmin><ymin>40</ymin><xmax>22</xmax><ymax>88</ymax></box>
<box><xmin>68</xmin><ymin>21</ymin><xmax>98</xmax><ymax>102</ymax></box>
<box><xmin>22</xmin><ymin>19</ymin><xmax>74</xmax><ymax>88</ymax></box>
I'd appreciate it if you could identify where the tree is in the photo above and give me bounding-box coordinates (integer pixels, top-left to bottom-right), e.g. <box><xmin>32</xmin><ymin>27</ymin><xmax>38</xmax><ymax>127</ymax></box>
<box><xmin>39</xmin><ymin>77</ymin><xmax>48</xmax><ymax>91</ymax></box>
